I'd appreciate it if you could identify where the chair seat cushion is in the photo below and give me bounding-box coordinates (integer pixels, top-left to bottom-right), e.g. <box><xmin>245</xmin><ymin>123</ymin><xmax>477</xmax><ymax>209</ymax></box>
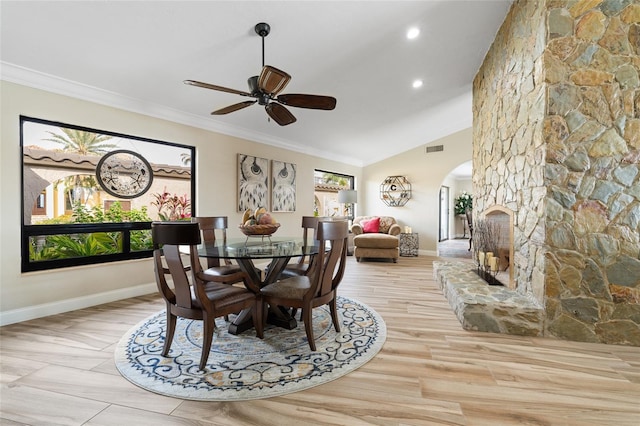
<box><xmin>202</xmin><ymin>264</ymin><xmax>243</xmax><ymax>277</ymax></box>
<box><xmin>279</xmin><ymin>264</ymin><xmax>308</xmax><ymax>279</ymax></box>
<box><xmin>261</xmin><ymin>276</ymin><xmax>310</xmax><ymax>300</ymax></box>
<box><xmin>191</xmin><ymin>283</ymin><xmax>254</xmax><ymax>310</ymax></box>
<box><xmin>353</xmin><ymin>233</ymin><xmax>399</xmax><ymax>249</ymax></box>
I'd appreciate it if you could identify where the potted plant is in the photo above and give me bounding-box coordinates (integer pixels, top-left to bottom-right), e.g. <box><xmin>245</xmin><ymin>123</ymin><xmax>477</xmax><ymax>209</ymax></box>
<box><xmin>454</xmin><ymin>191</ymin><xmax>473</xmax><ymax>215</ymax></box>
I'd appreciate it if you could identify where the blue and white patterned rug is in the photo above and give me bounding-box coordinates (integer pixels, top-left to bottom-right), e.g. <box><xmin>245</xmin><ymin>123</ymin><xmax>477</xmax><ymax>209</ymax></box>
<box><xmin>115</xmin><ymin>296</ymin><xmax>386</xmax><ymax>401</ymax></box>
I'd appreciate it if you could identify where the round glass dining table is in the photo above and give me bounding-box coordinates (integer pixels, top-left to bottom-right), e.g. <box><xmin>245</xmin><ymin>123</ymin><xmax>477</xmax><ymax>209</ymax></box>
<box><xmin>196</xmin><ymin>236</ymin><xmax>320</xmax><ymax>335</ymax></box>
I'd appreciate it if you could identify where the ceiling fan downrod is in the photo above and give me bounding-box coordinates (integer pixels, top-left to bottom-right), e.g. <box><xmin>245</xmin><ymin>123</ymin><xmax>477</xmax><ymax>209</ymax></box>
<box><xmin>254</xmin><ymin>22</ymin><xmax>270</xmax><ymax>67</ymax></box>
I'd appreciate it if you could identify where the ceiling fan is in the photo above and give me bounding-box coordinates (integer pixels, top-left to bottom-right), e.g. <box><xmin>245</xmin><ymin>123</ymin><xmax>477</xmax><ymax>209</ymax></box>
<box><xmin>184</xmin><ymin>22</ymin><xmax>337</xmax><ymax>126</ymax></box>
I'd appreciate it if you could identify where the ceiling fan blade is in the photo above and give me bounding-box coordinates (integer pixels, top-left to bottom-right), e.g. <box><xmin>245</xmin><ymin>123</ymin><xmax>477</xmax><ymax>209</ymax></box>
<box><xmin>184</xmin><ymin>80</ymin><xmax>252</xmax><ymax>97</ymax></box>
<box><xmin>211</xmin><ymin>100</ymin><xmax>257</xmax><ymax>115</ymax></box>
<box><xmin>258</xmin><ymin>66</ymin><xmax>291</xmax><ymax>95</ymax></box>
<box><xmin>265</xmin><ymin>103</ymin><xmax>297</xmax><ymax>126</ymax></box>
<box><xmin>277</xmin><ymin>94</ymin><xmax>337</xmax><ymax>110</ymax></box>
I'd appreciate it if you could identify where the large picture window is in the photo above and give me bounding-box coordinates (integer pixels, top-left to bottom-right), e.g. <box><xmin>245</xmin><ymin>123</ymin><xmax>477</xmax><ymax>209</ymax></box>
<box><xmin>21</xmin><ymin>116</ymin><xmax>195</xmax><ymax>272</ymax></box>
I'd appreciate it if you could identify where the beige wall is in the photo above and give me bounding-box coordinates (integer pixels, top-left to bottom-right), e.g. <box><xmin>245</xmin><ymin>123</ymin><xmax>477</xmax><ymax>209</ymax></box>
<box><xmin>361</xmin><ymin>128</ymin><xmax>473</xmax><ymax>252</ymax></box>
<box><xmin>0</xmin><ymin>81</ymin><xmax>360</xmax><ymax>324</ymax></box>
<box><xmin>1</xmin><ymin>81</ymin><xmax>472</xmax><ymax>324</ymax></box>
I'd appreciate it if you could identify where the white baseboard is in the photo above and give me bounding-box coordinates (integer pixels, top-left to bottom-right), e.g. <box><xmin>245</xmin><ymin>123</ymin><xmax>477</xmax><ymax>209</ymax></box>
<box><xmin>0</xmin><ymin>282</ymin><xmax>157</xmax><ymax>326</ymax></box>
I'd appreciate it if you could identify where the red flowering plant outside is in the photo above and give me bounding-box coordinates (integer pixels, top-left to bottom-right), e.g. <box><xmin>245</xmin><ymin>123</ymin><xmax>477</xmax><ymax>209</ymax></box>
<box><xmin>151</xmin><ymin>187</ymin><xmax>191</xmax><ymax>221</ymax></box>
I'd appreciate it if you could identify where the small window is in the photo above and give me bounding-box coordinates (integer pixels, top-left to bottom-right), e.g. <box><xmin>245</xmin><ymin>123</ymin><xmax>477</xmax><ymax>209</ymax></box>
<box><xmin>32</xmin><ymin>191</ymin><xmax>46</xmax><ymax>215</ymax></box>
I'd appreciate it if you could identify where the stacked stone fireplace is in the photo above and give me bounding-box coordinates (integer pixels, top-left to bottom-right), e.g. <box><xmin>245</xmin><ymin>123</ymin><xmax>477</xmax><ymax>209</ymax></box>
<box><xmin>435</xmin><ymin>0</ymin><xmax>640</xmax><ymax>346</ymax></box>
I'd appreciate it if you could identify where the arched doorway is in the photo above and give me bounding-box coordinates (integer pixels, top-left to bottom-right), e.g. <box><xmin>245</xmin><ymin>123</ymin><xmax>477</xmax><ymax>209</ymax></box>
<box><xmin>437</xmin><ymin>160</ymin><xmax>472</xmax><ymax>259</ymax></box>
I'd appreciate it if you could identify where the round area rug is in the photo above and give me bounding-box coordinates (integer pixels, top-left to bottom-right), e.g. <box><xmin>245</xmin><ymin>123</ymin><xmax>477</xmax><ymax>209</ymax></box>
<box><xmin>115</xmin><ymin>296</ymin><xmax>386</xmax><ymax>401</ymax></box>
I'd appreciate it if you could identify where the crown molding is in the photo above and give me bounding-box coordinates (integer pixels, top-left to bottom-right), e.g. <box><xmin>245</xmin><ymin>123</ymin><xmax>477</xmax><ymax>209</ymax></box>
<box><xmin>1</xmin><ymin>62</ymin><xmax>363</xmax><ymax>167</ymax></box>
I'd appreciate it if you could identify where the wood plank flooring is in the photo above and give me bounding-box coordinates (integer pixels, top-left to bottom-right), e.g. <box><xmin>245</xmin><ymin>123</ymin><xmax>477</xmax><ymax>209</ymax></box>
<box><xmin>1</xmin><ymin>255</ymin><xmax>639</xmax><ymax>425</ymax></box>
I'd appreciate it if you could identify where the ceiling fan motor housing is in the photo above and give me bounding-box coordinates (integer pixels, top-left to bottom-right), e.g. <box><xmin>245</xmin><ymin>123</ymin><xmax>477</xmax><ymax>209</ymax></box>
<box><xmin>247</xmin><ymin>76</ymin><xmax>270</xmax><ymax>105</ymax></box>
<box><xmin>248</xmin><ymin>76</ymin><xmax>260</xmax><ymax>95</ymax></box>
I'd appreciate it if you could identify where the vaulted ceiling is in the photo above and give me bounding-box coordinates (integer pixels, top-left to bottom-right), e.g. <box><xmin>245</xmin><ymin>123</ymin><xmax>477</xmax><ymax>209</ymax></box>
<box><xmin>1</xmin><ymin>1</ymin><xmax>512</xmax><ymax>166</ymax></box>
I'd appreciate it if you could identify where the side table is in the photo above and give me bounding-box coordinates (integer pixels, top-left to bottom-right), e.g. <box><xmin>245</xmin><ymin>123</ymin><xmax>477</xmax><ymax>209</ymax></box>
<box><xmin>399</xmin><ymin>233</ymin><xmax>419</xmax><ymax>257</ymax></box>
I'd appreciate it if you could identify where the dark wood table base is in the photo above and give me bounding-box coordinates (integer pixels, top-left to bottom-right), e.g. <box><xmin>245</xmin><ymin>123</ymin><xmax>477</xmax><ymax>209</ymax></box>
<box><xmin>228</xmin><ymin>306</ymin><xmax>297</xmax><ymax>335</ymax></box>
<box><xmin>227</xmin><ymin>256</ymin><xmax>298</xmax><ymax>335</ymax></box>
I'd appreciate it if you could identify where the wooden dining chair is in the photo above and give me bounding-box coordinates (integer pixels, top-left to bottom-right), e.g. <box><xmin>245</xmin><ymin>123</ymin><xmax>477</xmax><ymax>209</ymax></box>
<box><xmin>191</xmin><ymin>216</ymin><xmax>248</xmax><ymax>284</ymax></box>
<box><xmin>260</xmin><ymin>220</ymin><xmax>348</xmax><ymax>351</ymax></box>
<box><xmin>152</xmin><ymin>221</ymin><xmax>261</xmax><ymax>371</ymax></box>
<box><xmin>279</xmin><ymin>215</ymin><xmax>320</xmax><ymax>279</ymax></box>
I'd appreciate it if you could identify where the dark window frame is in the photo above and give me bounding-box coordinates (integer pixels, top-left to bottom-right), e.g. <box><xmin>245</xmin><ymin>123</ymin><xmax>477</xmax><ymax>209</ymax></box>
<box><xmin>313</xmin><ymin>169</ymin><xmax>355</xmax><ymax>218</ymax></box>
<box><xmin>314</xmin><ymin>169</ymin><xmax>355</xmax><ymax>190</ymax></box>
<box><xmin>20</xmin><ymin>115</ymin><xmax>196</xmax><ymax>272</ymax></box>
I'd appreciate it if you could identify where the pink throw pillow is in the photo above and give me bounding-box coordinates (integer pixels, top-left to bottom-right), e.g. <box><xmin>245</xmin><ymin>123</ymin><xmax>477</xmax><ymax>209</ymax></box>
<box><xmin>361</xmin><ymin>217</ymin><xmax>380</xmax><ymax>233</ymax></box>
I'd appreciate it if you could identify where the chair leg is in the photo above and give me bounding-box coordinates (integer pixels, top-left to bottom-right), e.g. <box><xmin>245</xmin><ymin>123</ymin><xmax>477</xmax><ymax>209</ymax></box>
<box><xmin>162</xmin><ymin>308</ymin><xmax>177</xmax><ymax>357</ymax></box>
<box><xmin>199</xmin><ymin>314</ymin><xmax>215</xmax><ymax>371</ymax></box>
<box><xmin>329</xmin><ymin>298</ymin><xmax>341</xmax><ymax>333</ymax></box>
<box><xmin>303</xmin><ymin>307</ymin><xmax>316</xmax><ymax>351</ymax></box>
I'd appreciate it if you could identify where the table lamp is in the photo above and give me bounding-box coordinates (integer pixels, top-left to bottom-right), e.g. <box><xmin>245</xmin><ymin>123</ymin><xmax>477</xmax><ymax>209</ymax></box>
<box><xmin>338</xmin><ymin>189</ymin><xmax>357</xmax><ymax>223</ymax></box>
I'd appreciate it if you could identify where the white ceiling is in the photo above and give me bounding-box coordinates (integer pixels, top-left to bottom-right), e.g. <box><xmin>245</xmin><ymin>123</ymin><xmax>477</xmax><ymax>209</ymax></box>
<box><xmin>1</xmin><ymin>1</ymin><xmax>512</xmax><ymax>167</ymax></box>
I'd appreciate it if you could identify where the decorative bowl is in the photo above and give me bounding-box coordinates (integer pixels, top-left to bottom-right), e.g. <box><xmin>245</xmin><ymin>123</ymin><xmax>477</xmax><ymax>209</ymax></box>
<box><xmin>238</xmin><ymin>223</ymin><xmax>281</xmax><ymax>236</ymax></box>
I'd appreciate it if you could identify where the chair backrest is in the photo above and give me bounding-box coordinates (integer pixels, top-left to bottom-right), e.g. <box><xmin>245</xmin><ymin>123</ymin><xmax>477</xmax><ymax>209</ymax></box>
<box><xmin>296</xmin><ymin>216</ymin><xmax>320</xmax><ymax>267</ymax></box>
<box><xmin>307</xmin><ymin>220</ymin><xmax>348</xmax><ymax>300</ymax></box>
<box><xmin>465</xmin><ymin>209</ymin><xmax>473</xmax><ymax>233</ymax></box>
<box><xmin>301</xmin><ymin>216</ymin><xmax>320</xmax><ymax>242</ymax></box>
<box><xmin>191</xmin><ymin>216</ymin><xmax>230</xmax><ymax>268</ymax></box>
<box><xmin>152</xmin><ymin>222</ymin><xmax>202</xmax><ymax>310</ymax></box>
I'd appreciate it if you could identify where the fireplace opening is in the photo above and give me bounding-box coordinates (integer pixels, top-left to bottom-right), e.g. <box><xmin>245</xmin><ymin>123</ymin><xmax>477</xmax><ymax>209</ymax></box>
<box><xmin>471</xmin><ymin>206</ymin><xmax>515</xmax><ymax>289</ymax></box>
<box><xmin>475</xmin><ymin>265</ymin><xmax>506</xmax><ymax>286</ymax></box>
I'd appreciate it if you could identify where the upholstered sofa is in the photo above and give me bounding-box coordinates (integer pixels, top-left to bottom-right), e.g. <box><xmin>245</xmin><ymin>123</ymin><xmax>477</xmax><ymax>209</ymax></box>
<box><xmin>351</xmin><ymin>216</ymin><xmax>401</xmax><ymax>262</ymax></box>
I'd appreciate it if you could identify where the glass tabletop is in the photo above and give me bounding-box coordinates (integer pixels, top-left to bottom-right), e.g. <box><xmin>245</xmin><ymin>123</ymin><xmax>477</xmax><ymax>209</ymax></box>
<box><xmin>196</xmin><ymin>237</ymin><xmax>320</xmax><ymax>260</ymax></box>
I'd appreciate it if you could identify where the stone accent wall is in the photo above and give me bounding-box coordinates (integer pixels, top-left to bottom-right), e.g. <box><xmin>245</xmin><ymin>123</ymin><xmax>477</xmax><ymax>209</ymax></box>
<box><xmin>473</xmin><ymin>0</ymin><xmax>640</xmax><ymax>346</ymax></box>
<box><xmin>544</xmin><ymin>0</ymin><xmax>640</xmax><ymax>345</ymax></box>
<box><xmin>472</xmin><ymin>0</ymin><xmax>547</xmax><ymax>303</ymax></box>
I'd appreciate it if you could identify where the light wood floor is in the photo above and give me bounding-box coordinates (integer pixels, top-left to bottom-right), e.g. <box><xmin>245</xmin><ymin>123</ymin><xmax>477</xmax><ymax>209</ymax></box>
<box><xmin>1</xmin><ymin>255</ymin><xmax>639</xmax><ymax>425</ymax></box>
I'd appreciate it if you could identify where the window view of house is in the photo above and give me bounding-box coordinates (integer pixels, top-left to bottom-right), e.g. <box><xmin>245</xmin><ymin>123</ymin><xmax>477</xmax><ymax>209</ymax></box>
<box><xmin>313</xmin><ymin>170</ymin><xmax>354</xmax><ymax>218</ymax></box>
<box><xmin>21</xmin><ymin>117</ymin><xmax>195</xmax><ymax>271</ymax></box>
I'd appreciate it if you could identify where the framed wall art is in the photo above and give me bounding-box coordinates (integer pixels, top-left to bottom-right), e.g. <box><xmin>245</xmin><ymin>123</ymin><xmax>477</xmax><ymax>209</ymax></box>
<box><xmin>96</xmin><ymin>150</ymin><xmax>154</xmax><ymax>199</ymax></box>
<box><xmin>238</xmin><ymin>154</ymin><xmax>269</xmax><ymax>212</ymax></box>
<box><xmin>271</xmin><ymin>160</ymin><xmax>296</xmax><ymax>212</ymax></box>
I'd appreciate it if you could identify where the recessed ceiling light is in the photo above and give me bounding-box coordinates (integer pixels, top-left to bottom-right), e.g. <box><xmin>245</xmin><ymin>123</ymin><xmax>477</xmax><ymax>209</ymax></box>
<box><xmin>407</xmin><ymin>27</ymin><xmax>420</xmax><ymax>40</ymax></box>
<box><xmin>412</xmin><ymin>79</ymin><xmax>423</xmax><ymax>89</ymax></box>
